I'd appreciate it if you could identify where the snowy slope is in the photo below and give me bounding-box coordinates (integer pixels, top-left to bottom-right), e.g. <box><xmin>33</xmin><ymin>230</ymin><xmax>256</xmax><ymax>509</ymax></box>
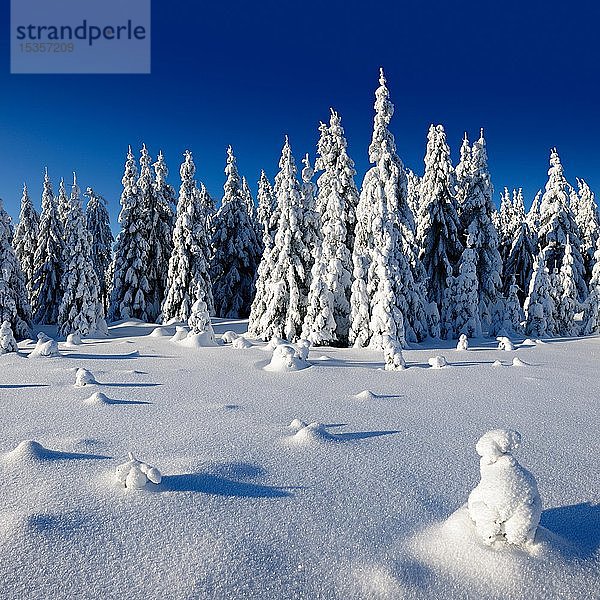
<box><xmin>0</xmin><ymin>320</ymin><xmax>598</xmax><ymax>599</ymax></box>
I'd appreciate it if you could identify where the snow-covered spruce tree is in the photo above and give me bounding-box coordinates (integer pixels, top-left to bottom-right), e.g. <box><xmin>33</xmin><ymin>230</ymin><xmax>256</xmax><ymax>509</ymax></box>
<box><xmin>248</xmin><ymin>138</ymin><xmax>314</xmax><ymax>341</ymax></box>
<box><xmin>211</xmin><ymin>146</ymin><xmax>261</xmax><ymax>318</ymax></box>
<box><xmin>85</xmin><ymin>187</ymin><xmax>113</xmax><ymax>312</ymax></box>
<box><xmin>526</xmin><ymin>189</ymin><xmax>542</xmax><ymax>244</ymax></box>
<box><xmin>198</xmin><ymin>183</ymin><xmax>216</xmax><ymax>233</ymax></box>
<box><xmin>454</xmin><ymin>132</ymin><xmax>472</xmax><ymax>211</ymax></box>
<box><xmin>144</xmin><ymin>149</ymin><xmax>176</xmax><ymax>322</ymax></box>
<box><xmin>31</xmin><ymin>169</ymin><xmax>64</xmax><ymax>324</ymax></box>
<box><xmin>256</xmin><ymin>170</ymin><xmax>277</xmax><ymax>246</ymax></box>
<box><xmin>241</xmin><ymin>176</ymin><xmax>257</xmax><ymax>225</ymax></box>
<box><xmin>0</xmin><ymin>199</ymin><xmax>32</xmax><ymax>339</ymax></box>
<box><xmin>302</xmin><ymin>109</ymin><xmax>359</xmax><ymax>345</ymax></box>
<box><xmin>56</xmin><ymin>178</ymin><xmax>70</xmax><ymax>230</ymax></box>
<box><xmin>350</xmin><ymin>69</ymin><xmax>428</xmax><ymax>348</ymax></box>
<box><xmin>504</xmin><ymin>220</ymin><xmax>536</xmax><ymax>303</ymax></box>
<box><xmin>58</xmin><ymin>174</ymin><xmax>103</xmax><ymax>337</ymax></box>
<box><xmin>416</xmin><ymin>123</ymin><xmax>463</xmax><ymax>311</ymax></box>
<box><xmin>0</xmin><ymin>320</ymin><xmax>18</xmax><ymax>353</ymax></box>
<box><xmin>583</xmin><ymin>237</ymin><xmax>600</xmax><ymax>334</ymax></box>
<box><xmin>538</xmin><ymin>148</ymin><xmax>586</xmax><ymax>300</ymax></box>
<box><xmin>108</xmin><ymin>147</ymin><xmax>150</xmax><ymax>322</ymax></box>
<box><xmin>502</xmin><ymin>276</ymin><xmax>524</xmax><ymax>335</ymax></box>
<box><xmin>161</xmin><ymin>151</ymin><xmax>213</xmax><ymax>323</ymax></box>
<box><xmin>459</xmin><ymin>130</ymin><xmax>503</xmax><ymax>330</ymax></box>
<box><xmin>524</xmin><ymin>250</ymin><xmax>556</xmax><ymax>337</ymax></box>
<box><xmin>573</xmin><ymin>178</ymin><xmax>600</xmax><ymax>280</ymax></box>
<box><xmin>557</xmin><ymin>237</ymin><xmax>579</xmax><ymax>336</ymax></box>
<box><xmin>548</xmin><ymin>267</ymin><xmax>563</xmax><ymax>329</ymax></box>
<box><xmin>513</xmin><ymin>188</ymin><xmax>526</xmax><ymax>225</ymax></box>
<box><xmin>406</xmin><ymin>168</ymin><xmax>421</xmax><ymax>233</ymax></box>
<box><xmin>498</xmin><ymin>187</ymin><xmax>515</xmax><ymax>261</ymax></box>
<box><xmin>12</xmin><ymin>183</ymin><xmax>40</xmax><ymax>299</ymax></box>
<box><xmin>442</xmin><ymin>234</ymin><xmax>481</xmax><ymax>338</ymax></box>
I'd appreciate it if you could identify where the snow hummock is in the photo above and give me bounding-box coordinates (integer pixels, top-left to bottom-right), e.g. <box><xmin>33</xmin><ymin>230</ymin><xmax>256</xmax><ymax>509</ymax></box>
<box><xmin>0</xmin><ymin>321</ymin><xmax>18</xmax><ymax>354</ymax></box>
<box><xmin>512</xmin><ymin>357</ymin><xmax>528</xmax><ymax>367</ymax></box>
<box><xmin>170</xmin><ymin>326</ymin><xmax>190</xmax><ymax>342</ymax></box>
<box><xmin>4</xmin><ymin>440</ymin><xmax>50</xmax><ymax>463</ymax></box>
<box><xmin>354</xmin><ymin>390</ymin><xmax>377</xmax><ymax>400</ymax></box>
<box><xmin>287</xmin><ymin>422</ymin><xmax>331</xmax><ymax>445</ymax></box>
<box><xmin>263</xmin><ymin>336</ymin><xmax>287</xmax><ymax>352</ymax></box>
<box><xmin>28</xmin><ymin>333</ymin><xmax>60</xmax><ymax>358</ymax></box>
<box><xmin>456</xmin><ymin>334</ymin><xmax>469</xmax><ymax>351</ymax></box>
<box><xmin>467</xmin><ymin>429</ymin><xmax>541</xmax><ymax>546</ymax></box>
<box><xmin>428</xmin><ymin>355</ymin><xmax>448</xmax><ymax>369</ymax></box>
<box><xmin>115</xmin><ymin>453</ymin><xmax>162</xmax><ymax>489</ymax></box>
<box><xmin>497</xmin><ymin>336</ymin><xmax>515</xmax><ymax>351</ymax></box>
<box><xmin>65</xmin><ymin>333</ymin><xmax>82</xmax><ymax>346</ymax></box>
<box><xmin>231</xmin><ymin>336</ymin><xmax>252</xmax><ymax>349</ymax></box>
<box><xmin>265</xmin><ymin>344</ymin><xmax>310</xmax><ymax>372</ymax></box>
<box><xmin>221</xmin><ymin>330</ymin><xmax>239</xmax><ymax>344</ymax></box>
<box><xmin>83</xmin><ymin>392</ymin><xmax>112</xmax><ymax>405</ymax></box>
<box><xmin>149</xmin><ymin>326</ymin><xmax>174</xmax><ymax>338</ymax></box>
<box><xmin>75</xmin><ymin>368</ymin><xmax>96</xmax><ymax>387</ymax></box>
<box><xmin>288</xmin><ymin>418</ymin><xmax>308</xmax><ymax>431</ymax></box>
<box><xmin>177</xmin><ymin>331</ymin><xmax>217</xmax><ymax>348</ymax></box>
<box><xmin>491</xmin><ymin>360</ymin><xmax>504</xmax><ymax>368</ymax></box>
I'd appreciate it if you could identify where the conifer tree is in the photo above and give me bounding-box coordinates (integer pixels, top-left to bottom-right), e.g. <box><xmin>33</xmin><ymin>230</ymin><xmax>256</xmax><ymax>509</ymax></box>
<box><xmin>0</xmin><ymin>199</ymin><xmax>32</xmax><ymax>339</ymax></box>
<box><xmin>454</xmin><ymin>132</ymin><xmax>472</xmax><ymax>211</ymax></box>
<box><xmin>538</xmin><ymin>148</ymin><xmax>586</xmax><ymax>300</ymax></box>
<box><xmin>256</xmin><ymin>170</ymin><xmax>277</xmax><ymax>245</ymax></box>
<box><xmin>58</xmin><ymin>174</ymin><xmax>103</xmax><ymax>337</ymax></box>
<box><xmin>162</xmin><ymin>151</ymin><xmax>214</xmax><ymax>323</ymax></box>
<box><xmin>583</xmin><ymin>237</ymin><xmax>600</xmax><ymax>335</ymax></box>
<box><xmin>573</xmin><ymin>178</ymin><xmax>600</xmax><ymax>279</ymax></box>
<box><xmin>302</xmin><ymin>109</ymin><xmax>358</xmax><ymax>345</ymax></box>
<box><xmin>524</xmin><ymin>250</ymin><xmax>556</xmax><ymax>337</ymax></box>
<box><xmin>503</xmin><ymin>276</ymin><xmax>524</xmax><ymax>335</ymax></box>
<box><xmin>241</xmin><ymin>176</ymin><xmax>257</xmax><ymax>224</ymax></box>
<box><xmin>557</xmin><ymin>237</ymin><xmax>579</xmax><ymax>336</ymax></box>
<box><xmin>416</xmin><ymin>124</ymin><xmax>463</xmax><ymax>311</ymax></box>
<box><xmin>527</xmin><ymin>189</ymin><xmax>542</xmax><ymax>243</ymax></box>
<box><xmin>405</xmin><ymin>168</ymin><xmax>421</xmax><ymax>233</ymax></box>
<box><xmin>211</xmin><ymin>146</ymin><xmax>261</xmax><ymax>318</ymax></box>
<box><xmin>108</xmin><ymin>147</ymin><xmax>150</xmax><ymax>322</ymax></box>
<box><xmin>56</xmin><ymin>178</ymin><xmax>70</xmax><ymax>230</ymax></box>
<box><xmin>12</xmin><ymin>183</ymin><xmax>40</xmax><ymax>299</ymax></box>
<box><xmin>498</xmin><ymin>187</ymin><xmax>515</xmax><ymax>260</ymax></box>
<box><xmin>31</xmin><ymin>169</ymin><xmax>65</xmax><ymax>324</ymax></box>
<box><xmin>504</xmin><ymin>220</ymin><xmax>536</xmax><ymax>303</ymax></box>
<box><xmin>85</xmin><ymin>187</ymin><xmax>113</xmax><ymax>312</ymax></box>
<box><xmin>512</xmin><ymin>188</ymin><xmax>526</xmax><ymax>224</ymax></box>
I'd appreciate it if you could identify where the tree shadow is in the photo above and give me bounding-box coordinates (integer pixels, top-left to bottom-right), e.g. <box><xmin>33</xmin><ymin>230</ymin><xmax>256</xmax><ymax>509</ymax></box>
<box><xmin>0</xmin><ymin>384</ymin><xmax>49</xmax><ymax>389</ymax></box>
<box><xmin>99</xmin><ymin>382</ymin><xmax>161</xmax><ymax>388</ymax></box>
<box><xmin>331</xmin><ymin>430</ymin><xmax>401</xmax><ymax>442</ymax></box>
<box><xmin>160</xmin><ymin>461</ymin><xmax>295</xmax><ymax>498</ymax></box>
<box><xmin>541</xmin><ymin>503</ymin><xmax>600</xmax><ymax>559</ymax></box>
<box><xmin>93</xmin><ymin>397</ymin><xmax>151</xmax><ymax>405</ymax></box>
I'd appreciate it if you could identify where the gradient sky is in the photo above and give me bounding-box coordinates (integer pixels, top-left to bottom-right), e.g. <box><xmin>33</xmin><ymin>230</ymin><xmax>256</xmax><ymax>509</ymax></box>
<box><xmin>1</xmin><ymin>0</ymin><xmax>599</xmax><ymax>228</ymax></box>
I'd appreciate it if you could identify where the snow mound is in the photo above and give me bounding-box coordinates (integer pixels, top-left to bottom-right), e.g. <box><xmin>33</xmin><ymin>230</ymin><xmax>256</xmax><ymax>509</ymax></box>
<box><xmin>176</xmin><ymin>331</ymin><xmax>217</xmax><ymax>348</ymax></box>
<box><xmin>263</xmin><ymin>336</ymin><xmax>287</xmax><ymax>352</ymax></box>
<box><xmin>232</xmin><ymin>336</ymin><xmax>252</xmax><ymax>349</ymax></box>
<box><xmin>295</xmin><ymin>339</ymin><xmax>310</xmax><ymax>361</ymax></box>
<box><xmin>428</xmin><ymin>355</ymin><xmax>448</xmax><ymax>369</ymax></box>
<box><xmin>4</xmin><ymin>440</ymin><xmax>51</xmax><ymax>463</ymax></box>
<box><xmin>28</xmin><ymin>333</ymin><xmax>60</xmax><ymax>358</ymax></box>
<box><xmin>468</xmin><ymin>429</ymin><xmax>541</xmax><ymax>547</ymax></box>
<box><xmin>264</xmin><ymin>344</ymin><xmax>310</xmax><ymax>372</ymax></box>
<box><xmin>170</xmin><ymin>326</ymin><xmax>190</xmax><ymax>342</ymax></box>
<box><xmin>287</xmin><ymin>422</ymin><xmax>331</xmax><ymax>445</ymax></box>
<box><xmin>95</xmin><ymin>318</ymin><xmax>109</xmax><ymax>337</ymax></box>
<box><xmin>316</xmin><ymin>355</ymin><xmax>331</xmax><ymax>361</ymax></box>
<box><xmin>75</xmin><ymin>368</ymin><xmax>96</xmax><ymax>387</ymax></box>
<box><xmin>522</xmin><ymin>338</ymin><xmax>537</xmax><ymax>345</ymax></box>
<box><xmin>512</xmin><ymin>357</ymin><xmax>528</xmax><ymax>367</ymax></box>
<box><xmin>497</xmin><ymin>336</ymin><xmax>515</xmax><ymax>351</ymax></box>
<box><xmin>0</xmin><ymin>321</ymin><xmax>18</xmax><ymax>354</ymax></box>
<box><xmin>535</xmin><ymin>339</ymin><xmax>547</xmax><ymax>345</ymax></box>
<box><xmin>83</xmin><ymin>392</ymin><xmax>111</xmax><ymax>405</ymax></box>
<box><xmin>150</xmin><ymin>326</ymin><xmax>174</xmax><ymax>338</ymax></box>
<box><xmin>115</xmin><ymin>453</ymin><xmax>162</xmax><ymax>489</ymax></box>
<box><xmin>65</xmin><ymin>333</ymin><xmax>82</xmax><ymax>346</ymax></box>
<box><xmin>289</xmin><ymin>418</ymin><xmax>308</xmax><ymax>431</ymax></box>
<box><xmin>491</xmin><ymin>360</ymin><xmax>504</xmax><ymax>368</ymax></box>
<box><xmin>354</xmin><ymin>390</ymin><xmax>377</xmax><ymax>400</ymax></box>
<box><xmin>456</xmin><ymin>334</ymin><xmax>469</xmax><ymax>350</ymax></box>
<box><xmin>221</xmin><ymin>331</ymin><xmax>239</xmax><ymax>344</ymax></box>
<box><xmin>383</xmin><ymin>336</ymin><xmax>405</xmax><ymax>370</ymax></box>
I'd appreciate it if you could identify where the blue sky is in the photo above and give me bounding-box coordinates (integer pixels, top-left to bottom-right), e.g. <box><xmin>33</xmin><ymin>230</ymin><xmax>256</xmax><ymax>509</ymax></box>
<box><xmin>1</xmin><ymin>0</ymin><xmax>599</xmax><ymax>227</ymax></box>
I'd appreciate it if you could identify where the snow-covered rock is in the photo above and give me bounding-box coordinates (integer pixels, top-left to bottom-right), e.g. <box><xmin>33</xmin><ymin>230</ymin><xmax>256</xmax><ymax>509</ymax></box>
<box><xmin>456</xmin><ymin>334</ymin><xmax>469</xmax><ymax>351</ymax></box>
<box><xmin>232</xmin><ymin>336</ymin><xmax>252</xmax><ymax>349</ymax></box>
<box><xmin>75</xmin><ymin>368</ymin><xmax>96</xmax><ymax>387</ymax></box>
<box><xmin>497</xmin><ymin>336</ymin><xmax>515</xmax><ymax>351</ymax></box>
<box><xmin>265</xmin><ymin>344</ymin><xmax>310</xmax><ymax>372</ymax></box>
<box><xmin>221</xmin><ymin>330</ymin><xmax>239</xmax><ymax>344</ymax></box>
<box><xmin>115</xmin><ymin>453</ymin><xmax>162</xmax><ymax>489</ymax></box>
<box><xmin>28</xmin><ymin>333</ymin><xmax>60</xmax><ymax>358</ymax></box>
<box><xmin>428</xmin><ymin>355</ymin><xmax>448</xmax><ymax>369</ymax></box>
<box><xmin>467</xmin><ymin>429</ymin><xmax>541</xmax><ymax>547</ymax></box>
<box><xmin>66</xmin><ymin>333</ymin><xmax>82</xmax><ymax>346</ymax></box>
<box><xmin>0</xmin><ymin>321</ymin><xmax>18</xmax><ymax>354</ymax></box>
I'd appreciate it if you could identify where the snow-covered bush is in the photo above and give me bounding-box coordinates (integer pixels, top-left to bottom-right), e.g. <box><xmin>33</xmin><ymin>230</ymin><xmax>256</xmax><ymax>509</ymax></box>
<box><xmin>383</xmin><ymin>335</ymin><xmax>405</xmax><ymax>370</ymax></box>
<box><xmin>221</xmin><ymin>330</ymin><xmax>239</xmax><ymax>344</ymax></box>
<box><xmin>265</xmin><ymin>343</ymin><xmax>310</xmax><ymax>372</ymax></box>
<box><xmin>295</xmin><ymin>339</ymin><xmax>310</xmax><ymax>361</ymax></box>
<box><xmin>496</xmin><ymin>336</ymin><xmax>515</xmax><ymax>351</ymax></box>
<box><xmin>115</xmin><ymin>453</ymin><xmax>162</xmax><ymax>489</ymax></box>
<box><xmin>170</xmin><ymin>326</ymin><xmax>190</xmax><ymax>342</ymax></box>
<box><xmin>0</xmin><ymin>321</ymin><xmax>18</xmax><ymax>354</ymax></box>
<box><xmin>467</xmin><ymin>429</ymin><xmax>541</xmax><ymax>546</ymax></box>
<box><xmin>75</xmin><ymin>368</ymin><xmax>96</xmax><ymax>387</ymax></box>
<box><xmin>428</xmin><ymin>355</ymin><xmax>448</xmax><ymax>369</ymax></box>
<box><xmin>66</xmin><ymin>333</ymin><xmax>82</xmax><ymax>346</ymax></box>
<box><xmin>232</xmin><ymin>336</ymin><xmax>252</xmax><ymax>349</ymax></box>
<box><xmin>456</xmin><ymin>334</ymin><xmax>469</xmax><ymax>350</ymax></box>
<box><xmin>28</xmin><ymin>332</ymin><xmax>59</xmax><ymax>358</ymax></box>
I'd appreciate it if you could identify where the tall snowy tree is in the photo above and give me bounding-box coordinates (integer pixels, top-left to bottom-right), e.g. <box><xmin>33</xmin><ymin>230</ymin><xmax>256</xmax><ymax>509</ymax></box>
<box><xmin>162</xmin><ymin>151</ymin><xmax>214</xmax><ymax>323</ymax></box>
<box><xmin>526</xmin><ymin>189</ymin><xmax>542</xmax><ymax>243</ymax></box>
<box><xmin>538</xmin><ymin>148</ymin><xmax>586</xmax><ymax>300</ymax></box>
<box><xmin>504</xmin><ymin>220</ymin><xmax>536</xmax><ymax>303</ymax></box>
<box><xmin>256</xmin><ymin>170</ymin><xmax>277</xmax><ymax>247</ymax></box>
<box><xmin>85</xmin><ymin>187</ymin><xmax>113</xmax><ymax>312</ymax></box>
<box><xmin>497</xmin><ymin>187</ymin><xmax>516</xmax><ymax>260</ymax></box>
<box><xmin>0</xmin><ymin>199</ymin><xmax>32</xmax><ymax>339</ymax></box>
<box><xmin>350</xmin><ymin>69</ymin><xmax>428</xmax><ymax>348</ymax></box>
<box><xmin>247</xmin><ymin>138</ymin><xmax>314</xmax><ymax>341</ymax></box>
<box><xmin>416</xmin><ymin>124</ymin><xmax>463</xmax><ymax>311</ymax></box>
<box><xmin>301</xmin><ymin>109</ymin><xmax>359</xmax><ymax>345</ymax></box>
<box><xmin>573</xmin><ymin>178</ymin><xmax>600</xmax><ymax>280</ymax></box>
<box><xmin>459</xmin><ymin>130</ymin><xmax>503</xmax><ymax>329</ymax></box>
<box><xmin>556</xmin><ymin>237</ymin><xmax>579</xmax><ymax>336</ymax></box>
<box><xmin>211</xmin><ymin>146</ymin><xmax>262</xmax><ymax>318</ymax></box>
<box><xmin>405</xmin><ymin>168</ymin><xmax>421</xmax><ymax>233</ymax></box>
<box><xmin>502</xmin><ymin>276</ymin><xmax>524</xmax><ymax>335</ymax></box>
<box><xmin>12</xmin><ymin>183</ymin><xmax>40</xmax><ymax>299</ymax></box>
<box><xmin>108</xmin><ymin>147</ymin><xmax>150</xmax><ymax>322</ymax></box>
<box><xmin>56</xmin><ymin>178</ymin><xmax>70</xmax><ymax>230</ymax></box>
<box><xmin>143</xmin><ymin>149</ymin><xmax>176</xmax><ymax>322</ymax></box>
<box><xmin>454</xmin><ymin>132</ymin><xmax>472</xmax><ymax>211</ymax></box>
<box><xmin>241</xmin><ymin>176</ymin><xmax>257</xmax><ymax>224</ymax></box>
<box><xmin>58</xmin><ymin>174</ymin><xmax>103</xmax><ymax>337</ymax></box>
<box><xmin>524</xmin><ymin>250</ymin><xmax>556</xmax><ymax>337</ymax></box>
<box><xmin>31</xmin><ymin>169</ymin><xmax>65</xmax><ymax>324</ymax></box>
<box><xmin>583</xmin><ymin>237</ymin><xmax>600</xmax><ymax>335</ymax></box>
<box><xmin>512</xmin><ymin>188</ymin><xmax>526</xmax><ymax>224</ymax></box>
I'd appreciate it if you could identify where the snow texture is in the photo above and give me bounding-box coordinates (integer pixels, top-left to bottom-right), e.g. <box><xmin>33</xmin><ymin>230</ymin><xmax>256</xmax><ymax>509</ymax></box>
<box><xmin>265</xmin><ymin>343</ymin><xmax>311</xmax><ymax>372</ymax></box>
<box><xmin>115</xmin><ymin>452</ymin><xmax>162</xmax><ymax>489</ymax></box>
<box><xmin>28</xmin><ymin>332</ymin><xmax>59</xmax><ymax>358</ymax></box>
<box><xmin>428</xmin><ymin>355</ymin><xmax>448</xmax><ymax>368</ymax></box>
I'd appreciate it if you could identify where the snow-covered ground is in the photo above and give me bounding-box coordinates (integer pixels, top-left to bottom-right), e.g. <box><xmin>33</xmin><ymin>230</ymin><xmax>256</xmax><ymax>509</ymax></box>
<box><xmin>0</xmin><ymin>319</ymin><xmax>598</xmax><ymax>599</ymax></box>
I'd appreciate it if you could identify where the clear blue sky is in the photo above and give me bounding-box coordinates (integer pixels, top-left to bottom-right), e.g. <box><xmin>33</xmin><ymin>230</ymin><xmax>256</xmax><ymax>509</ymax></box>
<box><xmin>1</xmin><ymin>0</ymin><xmax>599</xmax><ymax>227</ymax></box>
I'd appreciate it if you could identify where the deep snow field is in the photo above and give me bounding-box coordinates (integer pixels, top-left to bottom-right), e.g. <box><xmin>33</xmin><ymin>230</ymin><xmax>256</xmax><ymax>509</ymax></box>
<box><xmin>0</xmin><ymin>320</ymin><xmax>598</xmax><ymax>599</ymax></box>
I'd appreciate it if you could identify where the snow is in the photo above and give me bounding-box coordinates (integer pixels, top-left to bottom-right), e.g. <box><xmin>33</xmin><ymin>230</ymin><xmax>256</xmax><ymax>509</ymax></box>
<box><xmin>221</xmin><ymin>330</ymin><xmax>239</xmax><ymax>343</ymax></box>
<box><xmin>496</xmin><ymin>336</ymin><xmax>515</xmax><ymax>351</ymax></box>
<box><xmin>231</xmin><ymin>336</ymin><xmax>252</xmax><ymax>349</ymax></box>
<box><xmin>512</xmin><ymin>357</ymin><xmax>528</xmax><ymax>367</ymax></box>
<box><xmin>0</xmin><ymin>318</ymin><xmax>598</xmax><ymax>598</ymax></box>
<box><xmin>354</xmin><ymin>390</ymin><xmax>377</xmax><ymax>400</ymax></box>
<box><xmin>115</xmin><ymin>453</ymin><xmax>162</xmax><ymax>489</ymax></box>
<box><xmin>456</xmin><ymin>334</ymin><xmax>469</xmax><ymax>350</ymax></box>
<box><xmin>28</xmin><ymin>332</ymin><xmax>60</xmax><ymax>358</ymax></box>
<box><xmin>264</xmin><ymin>343</ymin><xmax>311</xmax><ymax>372</ymax></box>
<box><xmin>65</xmin><ymin>333</ymin><xmax>82</xmax><ymax>346</ymax></box>
<box><xmin>74</xmin><ymin>368</ymin><xmax>96</xmax><ymax>387</ymax></box>
<box><xmin>428</xmin><ymin>355</ymin><xmax>448</xmax><ymax>368</ymax></box>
